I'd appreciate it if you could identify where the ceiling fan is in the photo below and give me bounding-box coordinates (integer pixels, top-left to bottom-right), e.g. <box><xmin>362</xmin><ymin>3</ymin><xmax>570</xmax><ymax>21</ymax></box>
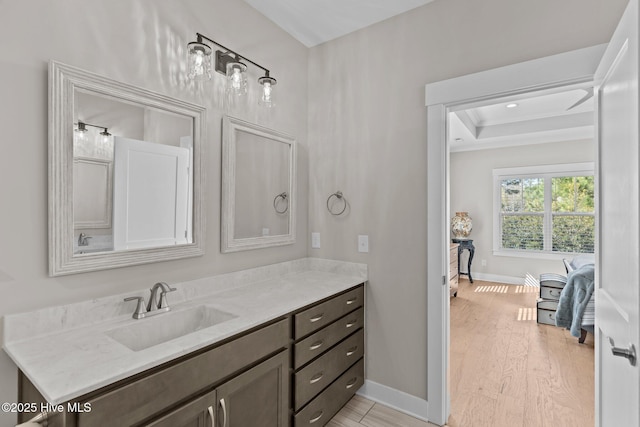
<box><xmin>566</xmin><ymin>87</ymin><xmax>594</xmax><ymax>111</ymax></box>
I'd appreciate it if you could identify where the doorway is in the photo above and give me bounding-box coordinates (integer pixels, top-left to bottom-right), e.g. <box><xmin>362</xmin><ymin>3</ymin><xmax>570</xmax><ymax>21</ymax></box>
<box><xmin>424</xmin><ymin>44</ymin><xmax>606</xmax><ymax>425</ymax></box>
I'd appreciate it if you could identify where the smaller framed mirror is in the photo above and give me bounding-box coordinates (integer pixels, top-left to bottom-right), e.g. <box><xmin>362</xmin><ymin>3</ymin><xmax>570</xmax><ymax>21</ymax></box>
<box><xmin>221</xmin><ymin>116</ymin><xmax>296</xmax><ymax>252</ymax></box>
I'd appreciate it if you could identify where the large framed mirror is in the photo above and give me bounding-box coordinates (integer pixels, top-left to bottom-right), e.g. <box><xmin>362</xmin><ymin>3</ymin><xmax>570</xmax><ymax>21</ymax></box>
<box><xmin>221</xmin><ymin>116</ymin><xmax>296</xmax><ymax>252</ymax></box>
<box><xmin>49</xmin><ymin>61</ymin><xmax>205</xmax><ymax>276</ymax></box>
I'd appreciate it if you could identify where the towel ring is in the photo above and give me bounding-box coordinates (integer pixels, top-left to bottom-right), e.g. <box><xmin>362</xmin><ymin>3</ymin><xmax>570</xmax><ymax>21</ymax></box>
<box><xmin>273</xmin><ymin>192</ymin><xmax>289</xmax><ymax>214</ymax></box>
<box><xmin>327</xmin><ymin>191</ymin><xmax>347</xmax><ymax>216</ymax></box>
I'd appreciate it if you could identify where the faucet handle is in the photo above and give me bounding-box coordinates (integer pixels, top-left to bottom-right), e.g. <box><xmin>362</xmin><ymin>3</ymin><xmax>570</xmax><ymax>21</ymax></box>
<box><xmin>124</xmin><ymin>296</ymin><xmax>147</xmax><ymax>319</ymax></box>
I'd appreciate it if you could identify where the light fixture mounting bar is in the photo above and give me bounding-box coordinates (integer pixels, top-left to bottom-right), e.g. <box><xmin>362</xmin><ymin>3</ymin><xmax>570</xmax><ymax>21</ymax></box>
<box><xmin>196</xmin><ymin>33</ymin><xmax>271</xmax><ymax>75</ymax></box>
<box><xmin>76</xmin><ymin>121</ymin><xmax>108</xmax><ymax>130</ymax></box>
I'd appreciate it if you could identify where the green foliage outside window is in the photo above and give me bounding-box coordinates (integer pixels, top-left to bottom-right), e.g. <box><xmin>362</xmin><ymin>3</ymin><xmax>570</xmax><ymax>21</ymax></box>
<box><xmin>500</xmin><ymin>175</ymin><xmax>594</xmax><ymax>254</ymax></box>
<box><xmin>552</xmin><ymin>176</ymin><xmax>594</xmax><ymax>212</ymax></box>
<box><xmin>502</xmin><ymin>215</ymin><xmax>543</xmax><ymax>250</ymax></box>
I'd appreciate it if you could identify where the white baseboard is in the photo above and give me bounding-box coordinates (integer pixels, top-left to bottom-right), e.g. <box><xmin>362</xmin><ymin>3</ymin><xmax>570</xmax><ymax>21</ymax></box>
<box><xmin>470</xmin><ymin>272</ymin><xmax>524</xmax><ymax>285</ymax></box>
<box><xmin>357</xmin><ymin>380</ymin><xmax>429</xmax><ymax>422</ymax></box>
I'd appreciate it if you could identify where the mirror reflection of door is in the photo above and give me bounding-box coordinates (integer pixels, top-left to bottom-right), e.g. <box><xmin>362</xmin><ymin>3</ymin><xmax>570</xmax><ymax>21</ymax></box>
<box><xmin>73</xmin><ymin>90</ymin><xmax>194</xmax><ymax>253</ymax></box>
<box><xmin>113</xmin><ymin>136</ymin><xmax>190</xmax><ymax>250</ymax></box>
<box><xmin>234</xmin><ymin>132</ymin><xmax>290</xmax><ymax>239</ymax></box>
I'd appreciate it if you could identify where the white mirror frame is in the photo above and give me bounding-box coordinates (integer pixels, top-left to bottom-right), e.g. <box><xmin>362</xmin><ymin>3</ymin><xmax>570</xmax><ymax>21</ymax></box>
<box><xmin>49</xmin><ymin>61</ymin><xmax>206</xmax><ymax>276</ymax></box>
<box><xmin>221</xmin><ymin>116</ymin><xmax>296</xmax><ymax>252</ymax></box>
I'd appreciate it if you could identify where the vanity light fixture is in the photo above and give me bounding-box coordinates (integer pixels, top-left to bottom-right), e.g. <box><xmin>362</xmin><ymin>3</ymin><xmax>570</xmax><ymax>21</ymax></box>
<box><xmin>187</xmin><ymin>33</ymin><xmax>277</xmax><ymax>107</ymax></box>
<box><xmin>75</xmin><ymin>121</ymin><xmax>112</xmax><ymax>142</ymax></box>
<box><xmin>99</xmin><ymin>128</ymin><xmax>112</xmax><ymax>144</ymax></box>
<box><xmin>75</xmin><ymin>122</ymin><xmax>88</xmax><ymax>133</ymax></box>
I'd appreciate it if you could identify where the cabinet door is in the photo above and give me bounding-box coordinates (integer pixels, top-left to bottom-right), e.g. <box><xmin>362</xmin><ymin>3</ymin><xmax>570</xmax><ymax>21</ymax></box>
<box><xmin>145</xmin><ymin>389</ymin><xmax>216</xmax><ymax>427</ymax></box>
<box><xmin>216</xmin><ymin>350</ymin><xmax>290</xmax><ymax>427</ymax></box>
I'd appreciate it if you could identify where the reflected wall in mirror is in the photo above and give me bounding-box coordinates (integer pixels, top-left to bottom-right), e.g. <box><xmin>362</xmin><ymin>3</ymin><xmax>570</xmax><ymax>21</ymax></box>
<box><xmin>221</xmin><ymin>116</ymin><xmax>296</xmax><ymax>252</ymax></box>
<box><xmin>49</xmin><ymin>61</ymin><xmax>205</xmax><ymax>276</ymax></box>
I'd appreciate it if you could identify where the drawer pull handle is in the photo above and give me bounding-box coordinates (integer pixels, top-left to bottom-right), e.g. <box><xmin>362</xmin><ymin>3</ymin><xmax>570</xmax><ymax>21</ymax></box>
<box><xmin>346</xmin><ymin>377</ymin><xmax>358</xmax><ymax>389</ymax></box>
<box><xmin>310</xmin><ymin>340</ymin><xmax>324</xmax><ymax>351</ymax></box>
<box><xmin>310</xmin><ymin>313</ymin><xmax>324</xmax><ymax>323</ymax></box>
<box><xmin>346</xmin><ymin>297</ymin><xmax>357</xmax><ymax>305</ymax></box>
<box><xmin>207</xmin><ymin>405</ymin><xmax>215</xmax><ymax>427</ymax></box>
<box><xmin>346</xmin><ymin>346</ymin><xmax>358</xmax><ymax>356</ymax></box>
<box><xmin>310</xmin><ymin>372</ymin><xmax>324</xmax><ymax>384</ymax></box>
<box><xmin>346</xmin><ymin>319</ymin><xmax>357</xmax><ymax>328</ymax></box>
<box><xmin>309</xmin><ymin>410</ymin><xmax>324</xmax><ymax>424</ymax></box>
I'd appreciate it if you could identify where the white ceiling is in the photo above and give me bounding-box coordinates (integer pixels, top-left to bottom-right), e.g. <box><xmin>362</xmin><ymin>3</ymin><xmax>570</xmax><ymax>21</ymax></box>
<box><xmin>448</xmin><ymin>88</ymin><xmax>595</xmax><ymax>152</ymax></box>
<box><xmin>243</xmin><ymin>0</ymin><xmax>435</xmax><ymax>47</ymax></box>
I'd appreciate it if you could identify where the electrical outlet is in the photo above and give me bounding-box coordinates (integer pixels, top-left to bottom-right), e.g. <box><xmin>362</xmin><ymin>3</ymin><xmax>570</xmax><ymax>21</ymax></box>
<box><xmin>358</xmin><ymin>235</ymin><xmax>369</xmax><ymax>253</ymax></box>
<box><xmin>311</xmin><ymin>232</ymin><xmax>321</xmax><ymax>249</ymax></box>
<box><xmin>481</xmin><ymin>259</ymin><xmax>487</xmax><ymax>267</ymax></box>
<box><xmin>262</xmin><ymin>228</ymin><xmax>270</xmax><ymax>236</ymax></box>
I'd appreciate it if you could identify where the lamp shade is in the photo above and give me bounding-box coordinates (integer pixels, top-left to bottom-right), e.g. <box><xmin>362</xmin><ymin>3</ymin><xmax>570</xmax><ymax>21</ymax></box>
<box><xmin>226</xmin><ymin>61</ymin><xmax>248</xmax><ymax>96</ymax></box>
<box><xmin>187</xmin><ymin>41</ymin><xmax>212</xmax><ymax>81</ymax></box>
<box><xmin>258</xmin><ymin>75</ymin><xmax>277</xmax><ymax>108</ymax></box>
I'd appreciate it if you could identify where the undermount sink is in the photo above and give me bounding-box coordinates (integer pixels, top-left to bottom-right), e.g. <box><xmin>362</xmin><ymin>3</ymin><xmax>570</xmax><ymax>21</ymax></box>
<box><xmin>105</xmin><ymin>305</ymin><xmax>237</xmax><ymax>351</ymax></box>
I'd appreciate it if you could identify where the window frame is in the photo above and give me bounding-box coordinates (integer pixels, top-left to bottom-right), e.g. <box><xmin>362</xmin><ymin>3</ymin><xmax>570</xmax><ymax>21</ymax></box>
<box><xmin>492</xmin><ymin>162</ymin><xmax>595</xmax><ymax>259</ymax></box>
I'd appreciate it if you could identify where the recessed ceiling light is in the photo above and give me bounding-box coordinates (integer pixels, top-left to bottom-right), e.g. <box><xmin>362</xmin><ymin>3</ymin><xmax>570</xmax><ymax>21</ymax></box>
<box><xmin>506</xmin><ymin>103</ymin><xmax>519</xmax><ymax>108</ymax></box>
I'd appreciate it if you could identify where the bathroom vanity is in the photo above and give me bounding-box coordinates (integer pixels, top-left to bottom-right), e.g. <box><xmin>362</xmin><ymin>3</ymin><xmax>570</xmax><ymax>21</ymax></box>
<box><xmin>5</xmin><ymin>259</ymin><xmax>366</xmax><ymax>427</ymax></box>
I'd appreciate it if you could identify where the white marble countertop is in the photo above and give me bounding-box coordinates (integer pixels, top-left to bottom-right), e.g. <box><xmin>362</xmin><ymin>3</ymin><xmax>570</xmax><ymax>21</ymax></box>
<box><xmin>3</xmin><ymin>258</ymin><xmax>366</xmax><ymax>405</ymax></box>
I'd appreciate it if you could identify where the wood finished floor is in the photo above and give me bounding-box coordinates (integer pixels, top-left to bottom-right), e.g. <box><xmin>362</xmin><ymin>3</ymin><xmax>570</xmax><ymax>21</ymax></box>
<box><xmin>329</xmin><ymin>278</ymin><xmax>594</xmax><ymax>427</ymax></box>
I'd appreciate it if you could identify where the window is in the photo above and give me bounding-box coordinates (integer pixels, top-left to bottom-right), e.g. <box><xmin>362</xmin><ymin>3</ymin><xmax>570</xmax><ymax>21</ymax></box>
<box><xmin>493</xmin><ymin>163</ymin><xmax>595</xmax><ymax>257</ymax></box>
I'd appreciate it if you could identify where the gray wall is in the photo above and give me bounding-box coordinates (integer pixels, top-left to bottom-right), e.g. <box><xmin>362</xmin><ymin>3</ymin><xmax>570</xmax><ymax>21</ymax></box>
<box><xmin>307</xmin><ymin>0</ymin><xmax>626</xmax><ymax>400</ymax></box>
<box><xmin>450</xmin><ymin>139</ymin><xmax>596</xmax><ymax>281</ymax></box>
<box><xmin>0</xmin><ymin>1</ymin><xmax>308</xmax><ymax>425</ymax></box>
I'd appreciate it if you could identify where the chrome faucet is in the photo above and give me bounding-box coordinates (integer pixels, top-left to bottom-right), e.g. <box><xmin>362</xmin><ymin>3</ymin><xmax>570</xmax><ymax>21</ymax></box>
<box><xmin>147</xmin><ymin>282</ymin><xmax>177</xmax><ymax>313</ymax></box>
<box><xmin>78</xmin><ymin>233</ymin><xmax>92</xmax><ymax>246</ymax></box>
<box><xmin>123</xmin><ymin>282</ymin><xmax>176</xmax><ymax>319</ymax></box>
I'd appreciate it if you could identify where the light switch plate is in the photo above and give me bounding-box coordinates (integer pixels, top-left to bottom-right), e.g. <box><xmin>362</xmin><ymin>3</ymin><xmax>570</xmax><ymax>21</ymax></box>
<box><xmin>311</xmin><ymin>232</ymin><xmax>321</xmax><ymax>249</ymax></box>
<box><xmin>358</xmin><ymin>235</ymin><xmax>369</xmax><ymax>253</ymax></box>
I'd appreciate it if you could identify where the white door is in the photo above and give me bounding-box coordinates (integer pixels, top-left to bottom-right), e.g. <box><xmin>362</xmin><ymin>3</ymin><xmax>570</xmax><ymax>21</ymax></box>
<box><xmin>595</xmin><ymin>0</ymin><xmax>640</xmax><ymax>425</ymax></box>
<box><xmin>113</xmin><ymin>136</ymin><xmax>190</xmax><ymax>250</ymax></box>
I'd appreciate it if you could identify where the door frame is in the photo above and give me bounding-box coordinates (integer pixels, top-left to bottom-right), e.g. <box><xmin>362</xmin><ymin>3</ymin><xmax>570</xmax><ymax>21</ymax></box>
<box><xmin>424</xmin><ymin>44</ymin><xmax>606</xmax><ymax>425</ymax></box>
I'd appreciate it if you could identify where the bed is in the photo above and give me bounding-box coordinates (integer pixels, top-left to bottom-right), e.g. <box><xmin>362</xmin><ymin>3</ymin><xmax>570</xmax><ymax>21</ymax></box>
<box><xmin>537</xmin><ymin>255</ymin><xmax>595</xmax><ymax>343</ymax></box>
<box><xmin>562</xmin><ymin>256</ymin><xmax>595</xmax><ymax>343</ymax></box>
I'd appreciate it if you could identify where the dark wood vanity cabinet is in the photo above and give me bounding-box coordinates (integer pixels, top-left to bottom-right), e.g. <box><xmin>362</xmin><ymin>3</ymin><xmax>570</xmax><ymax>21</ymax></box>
<box><xmin>146</xmin><ymin>350</ymin><xmax>289</xmax><ymax>427</ymax></box>
<box><xmin>292</xmin><ymin>285</ymin><xmax>365</xmax><ymax>426</ymax></box>
<box><xmin>19</xmin><ymin>319</ymin><xmax>291</xmax><ymax>427</ymax></box>
<box><xmin>17</xmin><ymin>284</ymin><xmax>366</xmax><ymax>427</ymax></box>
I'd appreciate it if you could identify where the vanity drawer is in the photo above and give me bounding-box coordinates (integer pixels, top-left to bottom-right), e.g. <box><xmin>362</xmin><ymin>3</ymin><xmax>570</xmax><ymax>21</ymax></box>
<box><xmin>78</xmin><ymin>318</ymin><xmax>290</xmax><ymax>427</ymax></box>
<box><xmin>294</xmin><ymin>358</ymin><xmax>364</xmax><ymax>427</ymax></box>
<box><xmin>540</xmin><ymin>285</ymin><xmax>563</xmax><ymax>301</ymax></box>
<box><xmin>295</xmin><ymin>286</ymin><xmax>363</xmax><ymax>339</ymax></box>
<box><xmin>295</xmin><ymin>328</ymin><xmax>364</xmax><ymax>410</ymax></box>
<box><xmin>295</xmin><ymin>307</ymin><xmax>364</xmax><ymax>369</ymax></box>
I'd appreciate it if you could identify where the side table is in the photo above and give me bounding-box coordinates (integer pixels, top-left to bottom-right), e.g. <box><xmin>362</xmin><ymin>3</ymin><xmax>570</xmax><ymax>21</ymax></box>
<box><xmin>452</xmin><ymin>238</ymin><xmax>475</xmax><ymax>283</ymax></box>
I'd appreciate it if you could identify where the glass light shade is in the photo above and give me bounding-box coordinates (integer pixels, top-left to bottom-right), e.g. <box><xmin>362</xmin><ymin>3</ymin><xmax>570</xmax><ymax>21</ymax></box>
<box><xmin>258</xmin><ymin>76</ymin><xmax>277</xmax><ymax>108</ymax></box>
<box><xmin>226</xmin><ymin>62</ymin><xmax>247</xmax><ymax>96</ymax></box>
<box><xmin>187</xmin><ymin>41</ymin><xmax>212</xmax><ymax>81</ymax></box>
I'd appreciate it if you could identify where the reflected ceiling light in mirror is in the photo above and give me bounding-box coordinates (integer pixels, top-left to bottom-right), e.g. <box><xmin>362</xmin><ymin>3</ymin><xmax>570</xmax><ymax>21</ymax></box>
<box><xmin>187</xmin><ymin>33</ymin><xmax>277</xmax><ymax>107</ymax></box>
<box><xmin>187</xmin><ymin>38</ymin><xmax>213</xmax><ymax>81</ymax></box>
<box><xmin>74</xmin><ymin>122</ymin><xmax>88</xmax><ymax>144</ymax></box>
<box><xmin>99</xmin><ymin>128</ymin><xmax>112</xmax><ymax>144</ymax></box>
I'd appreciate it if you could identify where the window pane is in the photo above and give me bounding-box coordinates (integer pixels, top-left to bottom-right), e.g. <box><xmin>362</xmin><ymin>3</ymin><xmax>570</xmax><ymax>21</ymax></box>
<box><xmin>501</xmin><ymin>215</ymin><xmax>543</xmax><ymax>250</ymax></box>
<box><xmin>552</xmin><ymin>215</ymin><xmax>595</xmax><ymax>253</ymax></box>
<box><xmin>552</xmin><ymin>176</ymin><xmax>594</xmax><ymax>213</ymax></box>
<box><xmin>501</xmin><ymin>178</ymin><xmax>544</xmax><ymax>212</ymax></box>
